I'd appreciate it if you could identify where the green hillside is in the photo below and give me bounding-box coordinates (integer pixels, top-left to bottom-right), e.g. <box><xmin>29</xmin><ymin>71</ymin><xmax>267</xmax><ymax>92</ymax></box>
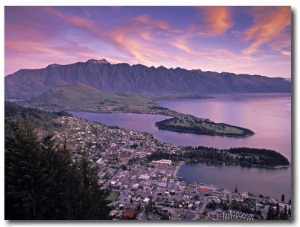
<box><xmin>25</xmin><ymin>83</ymin><xmax>159</xmax><ymax>112</ymax></box>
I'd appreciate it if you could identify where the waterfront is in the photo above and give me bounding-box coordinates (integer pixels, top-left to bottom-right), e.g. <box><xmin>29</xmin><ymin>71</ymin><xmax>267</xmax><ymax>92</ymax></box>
<box><xmin>69</xmin><ymin>93</ymin><xmax>291</xmax><ymax>201</ymax></box>
<box><xmin>157</xmin><ymin>93</ymin><xmax>291</xmax><ymax>161</ymax></box>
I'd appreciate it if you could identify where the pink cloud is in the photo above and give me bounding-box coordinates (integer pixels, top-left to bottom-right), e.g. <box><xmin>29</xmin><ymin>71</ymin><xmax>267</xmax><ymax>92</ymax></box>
<box><xmin>281</xmin><ymin>51</ymin><xmax>291</xmax><ymax>56</ymax></box>
<box><xmin>134</xmin><ymin>15</ymin><xmax>171</xmax><ymax>31</ymax></box>
<box><xmin>170</xmin><ymin>37</ymin><xmax>215</xmax><ymax>60</ymax></box>
<box><xmin>100</xmin><ymin>15</ymin><xmax>179</xmax><ymax>65</ymax></box>
<box><xmin>43</xmin><ymin>8</ymin><xmax>177</xmax><ymax>65</ymax></box>
<box><xmin>190</xmin><ymin>6</ymin><xmax>233</xmax><ymax>36</ymax></box>
<box><xmin>6</xmin><ymin>40</ymin><xmax>65</xmax><ymax>55</ymax></box>
<box><xmin>170</xmin><ymin>35</ymin><xmax>253</xmax><ymax>65</ymax></box>
<box><xmin>67</xmin><ymin>16</ymin><xmax>95</xmax><ymax>30</ymax></box>
<box><xmin>202</xmin><ymin>6</ymin><xmax>233</xmax><ymax>35</ymax></box>
<box><xmin>243</xmin><ymin>6</ymin><xmax>291</xmax><ymax>54</ymax></box>
<box><xmin>4</xmin><ymin>6</ymin><xmax>291</xmax><ymax>79</ymax></box>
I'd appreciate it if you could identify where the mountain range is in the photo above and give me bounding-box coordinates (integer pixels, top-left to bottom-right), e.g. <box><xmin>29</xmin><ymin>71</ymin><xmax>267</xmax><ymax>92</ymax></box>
<box><xmin>5</xmin><ymin>59</ymin><xmax>291</xmax><ymax>100</ymax></box>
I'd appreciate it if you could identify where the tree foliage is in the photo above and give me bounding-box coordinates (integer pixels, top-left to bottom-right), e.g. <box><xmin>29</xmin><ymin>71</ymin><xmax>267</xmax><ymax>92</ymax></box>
<box><xmin>5</xmin><ymin>101</ymin><xmax>71</xmax><ymax>135</ymax></box>
<box><xmin>147</xmin><ymin>146</ymin><xmax>289</xmax><ymax>167</ymax></box>
<box><xmin>155</xmin><ymin>116</ymin><xmax>254</xmax><ymax>137</ymax></box>
<box><xmin>5</xmin><ymin>119</ymin><xmax>111</xmax><ymax>220</ymax></box>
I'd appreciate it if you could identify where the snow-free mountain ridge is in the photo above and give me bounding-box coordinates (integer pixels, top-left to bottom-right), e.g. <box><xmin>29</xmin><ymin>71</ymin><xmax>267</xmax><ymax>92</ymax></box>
<box><xmin>5</xmin><ymin>59</ymin><xmax>291</xmax><ymax>99</ymax></box>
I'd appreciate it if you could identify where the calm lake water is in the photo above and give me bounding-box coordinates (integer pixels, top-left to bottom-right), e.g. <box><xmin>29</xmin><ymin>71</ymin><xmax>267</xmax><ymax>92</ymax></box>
<box><xmin>69</xmin><ymin>93</ymin><xmax>292</xmax><ymax>200</ymax></box>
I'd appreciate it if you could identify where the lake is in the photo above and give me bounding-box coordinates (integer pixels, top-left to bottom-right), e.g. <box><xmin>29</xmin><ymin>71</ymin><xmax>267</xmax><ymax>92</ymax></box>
<box><xmin>69</xmin><ymin>93</ymin><xmax>292</xmax><ymax>201</ymax></box>
<box><xmin>157</xmin><ymin>93</ymin><xmax>291</xmax><ymax>161</ymax></box>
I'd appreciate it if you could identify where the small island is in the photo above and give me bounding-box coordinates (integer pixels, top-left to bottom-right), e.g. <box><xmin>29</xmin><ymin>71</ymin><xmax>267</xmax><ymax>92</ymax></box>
<box><xmin>155</xmin><ymin>116</ymin><xmax>254</xmax><ymax>137</ymax></box>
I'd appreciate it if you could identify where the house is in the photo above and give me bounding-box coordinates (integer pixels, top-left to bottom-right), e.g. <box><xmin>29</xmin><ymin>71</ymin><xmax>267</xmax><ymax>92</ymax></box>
<box><xmin>209</xmin><ymin>210</ymin><xmax>217</xmax><ymax>218</ymax></box>
<box><xmin>143</xmin><ymin>197</ymin><xmax>150</xmax><ymax>203</ymax></box>
<box><xmin>123</xmin><ymin>209</ymin><xmax>136</xmax><ymax>219</ymax></box>
<box><xmin>216</xmin><ymin>208</ymin><xmax>223</xmax><ymax>214</ymax></box>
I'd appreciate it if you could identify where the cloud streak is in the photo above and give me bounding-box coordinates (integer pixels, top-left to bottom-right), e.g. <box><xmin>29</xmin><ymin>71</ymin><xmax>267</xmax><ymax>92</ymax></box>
<box><xmin>189</xmin><ymin>6</ymin><xmax>233</xmax><ymax>36</ymax></box>
<box><xmin>4</xmin><ymin>6</ymin><xmax>291</xmax><ymax>78</ymax></box>
<box><xmin>45</xmin><ymin>8</ymin><xmax>177</xmax><ymax>65</ymax></box>
<box><xmin>243</xmin><ymin>6</ymin><xmax>291</xmax><ymax>54</ymax></box>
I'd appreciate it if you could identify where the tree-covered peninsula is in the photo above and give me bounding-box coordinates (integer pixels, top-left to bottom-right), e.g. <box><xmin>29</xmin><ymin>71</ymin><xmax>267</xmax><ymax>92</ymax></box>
<box><xmin>147</xmin><ymin>146</ymin><xmax>290</xmax><ymax>168</ymax></box>
<box><xmin>155</xmin><ymin>116</ymin><xmax>254</xmax><ymax>137</ymax></box>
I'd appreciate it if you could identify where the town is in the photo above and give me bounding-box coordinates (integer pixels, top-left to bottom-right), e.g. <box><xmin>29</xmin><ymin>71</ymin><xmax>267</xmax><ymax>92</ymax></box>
<box><xmin>49</xmin><ymin>115</ymin><xmax>291</xmax><ymax>221</ymax></box>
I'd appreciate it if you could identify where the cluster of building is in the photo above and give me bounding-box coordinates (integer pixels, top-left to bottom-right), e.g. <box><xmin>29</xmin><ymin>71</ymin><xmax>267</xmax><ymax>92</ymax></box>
<box><xmin>51</xmin><ymin>116</ymin><xmax>291</xmax><ymax>221</ymax></box>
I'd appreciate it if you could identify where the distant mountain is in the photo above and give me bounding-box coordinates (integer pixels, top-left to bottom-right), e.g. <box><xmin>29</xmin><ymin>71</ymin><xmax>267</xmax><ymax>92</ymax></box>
<box><xmin>5</xmin><ymin>59</ymin><xmax>291</xmax><ymax>99</ymax></box>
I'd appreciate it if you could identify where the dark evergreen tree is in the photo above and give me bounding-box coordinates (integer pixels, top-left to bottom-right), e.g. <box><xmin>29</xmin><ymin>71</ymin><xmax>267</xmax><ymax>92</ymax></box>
<box><xmin>5</xmin><ymin>120</ymin><xmax>49</xmax><ymax>219</ymax></box>
<box><xmin>281</xmin><ymin>194</ymin><xmax>285</xmax><ymax>203</ymax></box>
<box><xmin>234</xmin><ymin>185</ymin><xmax>238</xmax><ymax>193</ymax></box>
<box><xmin>75</xmin><ymin>150</ymin><xmax>111</xmax><ymax>219</ymax></box>
<box><xmin>275</xmin><ymin>203</ymin><xmax>280</xmax><ymax>218</ymax></box>
<box><xmin>267</xmin><ymin>206</ymin><xmax>274</xmax><ymax>220</ymax></box>
<box><xmin>5</xmin><ymin>119</ymin><xmax>111</xmax><ymax>220</ymax></box>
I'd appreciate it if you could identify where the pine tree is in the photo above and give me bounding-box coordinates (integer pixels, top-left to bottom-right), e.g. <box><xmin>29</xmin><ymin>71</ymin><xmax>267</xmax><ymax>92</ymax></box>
<box><xmin>75</xmin><ymin>151</ymin><xmax>111</xmax><ymax>219</ymax></box>
<box><xmin>5</xmin><ymin>120</ymin><xmax>50</xmax><ymax>219</ymax></box>
<box><xmin>234</xmin><ymin>185</ymin><xmax>238</xmax><ymax>193</ymax></box>
<box><xmin>281</xmin><ymin>194</ymin><xmax>285</xmax><ymax>203</ymax></box>
<box><xmin>5</xmin><ymin>119</ymin><xmax>111</xmax><ymax>220</ymax></box>
<box><xmin>267</xmin><ymin>206</ymin><xmax>274</xmax><ymax>220</ymax></box>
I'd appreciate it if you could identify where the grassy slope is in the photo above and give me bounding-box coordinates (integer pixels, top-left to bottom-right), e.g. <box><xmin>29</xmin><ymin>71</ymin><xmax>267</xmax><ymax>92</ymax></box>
<box><xmin>25</xmin><ymin>83</ymin><xmax>157</xmax><ymax>111</ymax></box>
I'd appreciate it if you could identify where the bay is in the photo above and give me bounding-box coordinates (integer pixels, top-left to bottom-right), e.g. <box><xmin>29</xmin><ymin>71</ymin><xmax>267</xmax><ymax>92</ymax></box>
<box><xmin>176</xmin><ymin>163</ymin><xmax>291</xmax><ymax>201</ymax></box>
<box><xmin>69</xmin><ymin>93</ymin><xmax>291</xmax><ymax>201</ymax></box>
<box><xmin>157</xmin><ymin>93</ymin><xmax>291</xmax><ymax>161</ymax></box>
<box><xmin>157</xmin><ymin>93</ymin><xmax>291</xmax><ymax>201</ymax></box>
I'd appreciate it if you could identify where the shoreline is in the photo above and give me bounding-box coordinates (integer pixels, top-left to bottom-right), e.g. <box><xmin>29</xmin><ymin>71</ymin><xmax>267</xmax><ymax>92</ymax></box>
<box><xmin>173</xmin><ymin>161</ymin><xmax>184</xmax><ymax>179</ymax></box>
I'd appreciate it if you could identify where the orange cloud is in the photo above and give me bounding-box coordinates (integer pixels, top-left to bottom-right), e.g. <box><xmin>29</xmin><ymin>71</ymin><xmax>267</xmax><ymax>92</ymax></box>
<box><xmin>44</xmin><ymin>8</ymin><xmax>176</xmax><ymax>65</ymax></box>
<box><xmin>6</xmin><ymin>40</ymin><xmax>64</xmax><ymax>55</ymax></box>
<box><xmin>243</xmin><ymin>6</ymin><xmax>291</xmax><ymax>54</ymax></box>
<box><xmin>171</xmin><ymin>38</ymin><xmax>196</xmax><ymax>55</ymax></box>
<box><xmin>190</xmin><ymin>6</ymin><xmax>233</xmax><ymax>36</ymax></box>
<box><xmin>203</xmin><ymin>6</ymin><xmax>233</xmax><ymax>36</ymax></box>
<box><xmin>107</xmin><ymin>28</ymin><xmax>166</xmax><ymax>65</ymax></box>
<box><xmin>134</xmin><ymin>15</ymin><xmax>171</xmax><ymax>31</ymax></box>
<box><xmin>101</xmin><ymin>15</ymin><xmax>180</xmax><ymax>65</ymax></box>
<box><xmin>281</xmin><ymin>51</ymin><xmax>291</xmax><ymax>56</ymax></box>
<box><xmin>67</xmin><ymin>16</ymin><xmax>95</xmax><ymax>30</ymax></box>
<box><xmin>170</xmin><ymin>36</ymin><xmax>246</xmax><ymax>62</ymax></box>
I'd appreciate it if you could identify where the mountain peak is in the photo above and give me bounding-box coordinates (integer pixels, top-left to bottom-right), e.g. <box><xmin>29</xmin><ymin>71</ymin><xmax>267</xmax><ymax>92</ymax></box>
<box><xmin>46</xmin><ymin>63</ymin><xmax>60</xmax><ymax>68</ymax></box>
<box><xmin>86</xmin><ymin>59</ymin><xmax>110</xmax><ymax>64</ymax></box>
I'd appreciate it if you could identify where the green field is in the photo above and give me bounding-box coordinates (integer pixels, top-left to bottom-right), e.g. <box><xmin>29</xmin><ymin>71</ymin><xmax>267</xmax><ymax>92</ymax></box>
<box><xmin>105</xmin><ymin>191</ymin><xmax>119</xmax><ymax>201</ymax></box>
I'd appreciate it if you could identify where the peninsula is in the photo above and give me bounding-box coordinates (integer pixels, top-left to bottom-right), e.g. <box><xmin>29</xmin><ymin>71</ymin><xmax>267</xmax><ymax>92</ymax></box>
<box><xmin>155</xmin><ymin>115</ymin><xmax>254</xmax><ymax>137</ymax></box>
<box><xmin>18</xmin><ymin>83</ymin><xmax>255</xmax><ymax>138</ymax></box>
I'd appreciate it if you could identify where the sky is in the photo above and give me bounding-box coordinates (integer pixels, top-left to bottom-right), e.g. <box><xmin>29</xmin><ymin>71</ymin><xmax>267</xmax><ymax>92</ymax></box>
<box><xmin>4</xmin><ymin>5</ymin><xmax>292</xmax><ymax>78</ymax></box>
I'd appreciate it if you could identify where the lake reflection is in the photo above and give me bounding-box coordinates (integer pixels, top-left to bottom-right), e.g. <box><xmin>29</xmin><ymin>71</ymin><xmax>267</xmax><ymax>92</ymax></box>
<box><xmin>157</xmin><ymin>93</ymin><xmax>291</xmax><ymax>161</ymax></box>
<box><xmin>177</xmin><ymin>162</ymin><xmax>291</xmax><ymax>201</ymax></box>
<box><xmin>69</xmin><ymin>93</ymin><xmax>291</xmax><ymax>201</ymax></box>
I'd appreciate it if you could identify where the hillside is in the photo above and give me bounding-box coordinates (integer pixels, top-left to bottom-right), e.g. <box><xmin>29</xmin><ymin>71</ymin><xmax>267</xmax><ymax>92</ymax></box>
<box><xmin>4</xmin><ymin>101</ymin><xmax>71</xmax><ymax>135</ymax></box>
<box><xmin>22</xmin><ymin>83</ymin><xmax>164</xmax><ymax>113</ymax></box>
<box><xmin>5</xmin><ymin>59</ymin><xmax>291</xmax><ymax>100</ymax></box>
